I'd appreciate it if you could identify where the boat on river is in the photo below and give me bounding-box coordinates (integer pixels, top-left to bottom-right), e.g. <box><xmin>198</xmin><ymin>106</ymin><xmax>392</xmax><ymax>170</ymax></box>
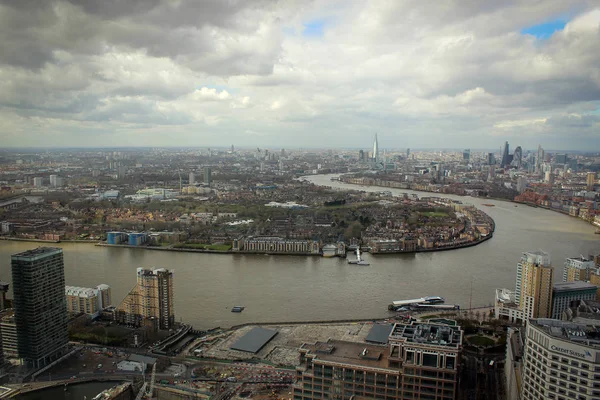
<box><xmin>231</xmin><ymin>306</ymin><xmax>245</xmax><ymax>313</ymax></box>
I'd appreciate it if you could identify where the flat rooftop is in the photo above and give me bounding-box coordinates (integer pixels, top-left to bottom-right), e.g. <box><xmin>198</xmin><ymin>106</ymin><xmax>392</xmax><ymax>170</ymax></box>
<box><xmin>390</xmin><ymin>322</ymin><xmax>462</xmax><ymax>348</ymax></box>
<box><xmin>532</xmin><ymin>319</ymin><xmax>600</xmax><ymax>347</ymax></box>
<box><xmin>302</xmin><ymin>340</ymin><xmax>391</xmax><ymax>370</ymax></box>
<box><xmin>365</xmin><ymin>324</ymin><xmax>393</xmax><ymax>344</ymax></box>
<box><xmin>553</xmin><ymin>281</ymin><xmax>598</xmax><ymax>293</ymax></box>
<box><xmin>230</xmin><ymin>327</ymin><xmax>278</xmax><ymax>353</ymax></box>
<box><xmin>11</xmin><ymin>247</ymin><xmax>62</xmax><ymax>260</ymax></box>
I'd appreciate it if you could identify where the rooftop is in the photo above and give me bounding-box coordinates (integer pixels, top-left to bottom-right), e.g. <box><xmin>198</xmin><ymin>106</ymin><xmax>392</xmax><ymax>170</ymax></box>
<box><xmin>553</xmin><ymin>281</ymin><xmax>598</xmax><ymax>293</ymax></box>
<box><xmin>390</xmin><ymin>321</ymin><xmax>462</xmax><ymax>348</ymax></box>
<box><xmin>531</xmin><ymin>319</ymin><xmax>600</xmax><ymax>347</ymax></box>
<box><xmin>11</xmin><ymin>246</ymin><xmax>62</xmax><ymax>260</ymax></box>
<box><xmin>301</xmin><ymin>340</ymin><xmax>391</xmax><ymax>370</ymax></box>
<box><xmin>65</xmin><ymin>286</ymin><xmax>98</xmax><ymax>298</ymax></box>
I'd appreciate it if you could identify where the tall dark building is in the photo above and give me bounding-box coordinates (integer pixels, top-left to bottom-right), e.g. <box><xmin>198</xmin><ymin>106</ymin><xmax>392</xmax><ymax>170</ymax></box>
<box><xmin>11</xmin><ymin>247</ymin><xmax>68</xmax><ymax>369</ymax></box>
<box><xmin>462</xmin><ymin>148</ymin><xmax>470</xmax><ymax>162</ymax></box>
<box><xmin>501</xmin><ymin>141</ymin><xmax>510</xmax><ymax>168</ymax></box>
<box><xmin>488</xmin><ymin>152</ymin><xmax>495</xmax><ymax>166</ymax></box>
<box><xmin>513</xmin><ymin>146</ymin><xmax>523</xmax><ymax>169</ymax></box>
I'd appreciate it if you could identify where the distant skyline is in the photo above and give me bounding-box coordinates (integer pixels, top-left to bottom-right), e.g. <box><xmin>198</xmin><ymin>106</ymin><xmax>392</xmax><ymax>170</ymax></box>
<box><xmin>1</xmin><ymin>1</ymin><xmax>599</xmax><ymax>150</ymax></box>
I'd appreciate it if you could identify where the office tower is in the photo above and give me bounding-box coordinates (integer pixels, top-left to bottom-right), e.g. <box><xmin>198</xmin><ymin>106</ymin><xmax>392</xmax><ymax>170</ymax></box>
<box><xmin>49</xmin><ymin>175</ymin><xmax>57</xmax><ymax>187</ymax></box>
<box><xmin>500</xmin><ymin>141</ymin><xmax>510</xmax><ymax>168</ymax></box>
<box><xmin>358</xmin><ymin>149</ymin><xmax>364</xmax><ymax>161</ymax></box>
<box><xmin>536</xmin><ymin>145</ymin><xmax>544</xmax><ymax>173</ymax></box>
<box><xmin>555</xmin><ymin>153</ymin><xmax>568</xmax><ymax>164</ymax></box>
<box><xmin>513</xmin><ymin>146</ymin><xmax>522</xmax><ymax>168</ymax></box>
<box><xmin>65</xmin><ymin>284</ymin><xmax>111</xmax><ymax>318</ymax></box>
<box><xmin>487</xmin><ymin>152</ymin><xmax>495</xmax><ymax>166</ymax></box>
<box><xmin>551</xmin><ymin>281</ymin><xmax>597</xmax><ymax>319</ymax></box>
<box><xmin>545</xmin><ymin>170</ymin><xmax>554</xmax><ymax>184</ymax></box>
<box><xmin>372</xmin><ymin>133</ymin><xmax>379</xmax><ymax>164</ymax></box>
<box><xmin>563</xmin><ymin>256</ymin><xmax>596</xmax><ymax>282</ymax></box>
<box><xmin>462</xmin><ymin>148</ymin><xmax>470</xmax><ymax>162</ymax></box>
<box><xmin>231</xmin><ymin>144</ymin><xmax>234</xmax><ymax>153</ymax></box>
<box><xmin>32</xmin><ymin>177</ymin><xmax>43</xmax><ymax>187</ymax></box>
<box><xmin>406</xmin><ymin>148</ymin><xmax>410</xmax><ymax>158</ymax></box>
<box><xmin>11</xmin><ymin>247</ymin><xmax>68</xmax><ymax>369</ymax></box>
<box><xmin>521</xmin><ymin>319</ymin><xmax>600</xmax><ymax>400</ymax></box>
<box><xmin>294</xmin><ymin>321</ymin><xmax>463</xmax><ymax>400</ymax></box>
<box><xmin>587</xmin><ymin>172</ymin><xmax>596</xmax><ymax>191</ymax></box>
<box><xmin>189</xmin><ymin>172</ymin><xmax>195</xmax><ymax>185</ymax></box>
<box><xmin>115</xmin><ymin>268</ymin><xmax>174</xmax><ymax>330</ymax></box>
<box><xmin>203</xmin><ymin>167</ymin><xmax>212</xmax><ymax>185</ymax></box>
<box><xmin>515</xmin><ymin>251</ymin><xmax>554</xmax><ymax>319</ymax></box>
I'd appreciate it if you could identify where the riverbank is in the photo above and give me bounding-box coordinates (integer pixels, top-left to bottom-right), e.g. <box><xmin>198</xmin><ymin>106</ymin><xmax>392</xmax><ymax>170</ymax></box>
<box><xmin>333</xmin><ymin>174</ymin><xmax>599</xmax><ymax>230</ymax></box>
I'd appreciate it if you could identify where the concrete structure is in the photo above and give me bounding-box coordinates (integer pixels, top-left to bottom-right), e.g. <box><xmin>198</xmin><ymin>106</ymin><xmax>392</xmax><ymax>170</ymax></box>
<box><xmin>65</xmin><ymin>284</ymin><xmax>111</xmax><ymax>318</ymax></box>
<box><xmin>293</xmin><ymin>321</ymin><xmax>462</xmax><ymax>400</ymax></box>
<box><xmin>551</xmin><ymin>281</ymin><xmax>597</xmax><ymax>320</ymax></box>
<box><xmin>563</xmin><ymin>256</ymin><xmax>596</xmax><ymax>282</ymax></box>
<box><xmin>521</xmin><ymin>318</ymin><xmax>600</xmax><ymax>400</ymax></box>
<box><xmin>115</xmin><ymin>268</ymin><xmax>174</xmax><ymax>330</ymax></box>
<box><xmin>32</xmin><ymin>177</ymin><xmax>43</xmax><ymax>188</ymax></box>
<box><xmin>495</xmin><ymin>288</ymin><xmax>524</xmax><ymax>323</ymax></box>
<box><xmin>11</xmin><ymin>247</ymin><xmax>68</xmax><ymax>369</ymax></box>
<box><xmin>504</xmin><ymin>327</ymin><xmax>524</xmax><ymax>400</ymax></box>
<box><xmin>117</xmin><ymin>360</ymin><xmax>145</xmax><ymax>372</ymax></box>
<box><xmin>189</xmin><ymin>172</ymin><xmax>195</xmax><ymax>185</ymax></box>
<box><xmin>0</xmin><ymin>282</ymin><xmax>8</xmax><ymax>311</ymax></box>
<box><xmin>516</xmin><ymin>250</ymin><xmax>554</xmax><ymax>320</ymax></box>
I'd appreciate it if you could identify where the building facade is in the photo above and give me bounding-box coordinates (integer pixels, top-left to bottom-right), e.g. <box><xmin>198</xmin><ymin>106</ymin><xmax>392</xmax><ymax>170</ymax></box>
<box><xmin>115</xmin><ymin>268</ymin><xmax>174</xmax><ymax>330</ymax></box>
<box><xmin>294</xmin><ymin>321</ymin><xmax>462</xmax><ymax>400</ymax></box>
<box><xmin>551</xmin><ymin>282</ymin><xmax>598</xmax><ymax>320</ymax></box>
<box><xmin>65</xmin><ymin>284</ymin><xmax>111</xmax><ymax>318</ymax></box>
<box><xmin>563</xmin><ymin>256</ymin><xmax>596</xmax><ymax>283</ymax></box>
<box><xmin>521</xmin><ymin>319</ymin><xmax>600</xmax><ymax>400</ymax></box>
<box><xmin>516</xmin><ymin>251</ymin><xmax>554</xmax><ymax>320</ymax></box>
<box><xmin>233</xmin><ymin>236</ymin><xmax>320</xmax><ymax>255</ymax></box>
<box><xmin>11</xmin><ymin>247</ymin><xmax>68</xmax><ymax>369</ymax></box>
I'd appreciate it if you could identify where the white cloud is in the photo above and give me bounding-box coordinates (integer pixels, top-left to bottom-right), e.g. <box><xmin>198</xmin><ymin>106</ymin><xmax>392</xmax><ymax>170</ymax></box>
<box><xmin>0</xmin><ymin>0</ymin><xmax>599</xmax><ymax>149</ymax></box>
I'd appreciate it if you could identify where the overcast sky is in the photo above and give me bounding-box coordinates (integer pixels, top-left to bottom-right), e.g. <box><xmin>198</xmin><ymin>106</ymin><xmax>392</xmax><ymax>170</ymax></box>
<box><xmin>1</xmin><ymin>0</ymin><xmax>599</xmax><ymax>151</ymax></box>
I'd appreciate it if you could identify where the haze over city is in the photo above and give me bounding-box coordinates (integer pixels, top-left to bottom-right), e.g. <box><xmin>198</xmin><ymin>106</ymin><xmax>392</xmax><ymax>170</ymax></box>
<box><xmin>1</xmin><ymin>0</ymin><xmax>600</xmax><ymax>150</ymax></box>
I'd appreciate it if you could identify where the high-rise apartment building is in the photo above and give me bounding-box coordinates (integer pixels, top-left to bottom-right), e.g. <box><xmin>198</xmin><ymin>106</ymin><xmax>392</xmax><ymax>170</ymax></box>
<box><xmin>551</xmin><ymin>281</ymin><xmax>598</xmax><ymax>320</ymax></box>
<box><xmin>32</xmin><ymin>177</ymin><xmax>43</xmax><ymax>188</ymax></box>
<box><xmin>115</xmin><ymin>268</ymin><xmax>174</xmax><ymax>330</ymax></box>
<box><xmin>189</xmin><ymin>171</ymin><xmax>195</xmax><ymax>185</ymax></box>
<box><xmin>521</xmin><ymin>319</ymin><xmax>600</xmax><ymax>400</ymax></box>
<box><xmin>11</xmin><ymin>247</ymin><xmax>68</xmax><ymax>369</ymax></box>
<box><xmin>563</xmin><ymin>256</ymin><xmax>596</xmax><ymax>282</ymax></box>
<box><xmin>516</xmin><ymin>251</ymin><xmax>554</xmax><ymax>320</ymax></box>
<box><xmin>294</xmin><ymin>321</ymin><xmax>463</xmax><ymax>400</ymax></box>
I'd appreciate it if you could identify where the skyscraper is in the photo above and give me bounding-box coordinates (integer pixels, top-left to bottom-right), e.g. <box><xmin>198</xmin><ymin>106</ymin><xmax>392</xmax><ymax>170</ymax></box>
<box><xmin>501</xmin><ymin>141</ymin><xmax>510</xmax><ymax>168</ymax></box>
<box><xmin>372</xmin><ymin>133</ymin><xmax>379</xmax><ymax>164</ymax></box>
<box><xmin>462</xmin><ymin>149</ymin><xmax>470</xmax><ymax>162</ymax></box>
<box><xmin>536</xmin><ymin>144</ymin><xmax>544</xmax><ymax>173</ymax></box>
<box><xmin>487</xmin><ymin>152</ymin><xmax>495</xmax><ymax>166</ymax></box>
<box><xmin>515</xmin><ymin>251</ymin><xmax>554</xmax><ymax>319</ymax></box>
<box><xmin>203</xmin><ymin>167</ymin><xmax>212</xmax><ymax>185</ymax></box>
<box><xmin>11</xmin><ymin>247</ymin><xmax>68</xmax><ymax>369</ymax></box>
<box><xmin>512</xmin><ymin>146</ymin><xmax>522</xmax><ymax>168</ymax></box>
<box><xmin>116</xmin><ymin>268</ymin><xmax>174</xmax><ymax>330</ymax></box>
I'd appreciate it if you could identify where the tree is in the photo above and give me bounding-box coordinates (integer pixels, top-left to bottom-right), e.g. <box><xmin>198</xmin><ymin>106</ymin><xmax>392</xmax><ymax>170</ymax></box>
<box><xmin>344</xmin><ymin>222</ymin><xmax>363</xmax><ymax>239</ymax></box>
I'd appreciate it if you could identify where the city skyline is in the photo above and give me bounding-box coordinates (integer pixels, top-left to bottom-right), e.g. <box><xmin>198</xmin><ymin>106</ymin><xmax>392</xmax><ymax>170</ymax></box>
<box><xmin>0</xmin><ymin>2</ymin><xmax>599</xmax><ymax>150</ymax></box>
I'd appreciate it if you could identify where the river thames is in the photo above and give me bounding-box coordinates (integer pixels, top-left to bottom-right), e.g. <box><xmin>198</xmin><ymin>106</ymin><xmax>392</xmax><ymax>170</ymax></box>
<box><xmin>0</xmin><ymin>174</ymin><xmax>598</xmax><ymax>329</ymax></box>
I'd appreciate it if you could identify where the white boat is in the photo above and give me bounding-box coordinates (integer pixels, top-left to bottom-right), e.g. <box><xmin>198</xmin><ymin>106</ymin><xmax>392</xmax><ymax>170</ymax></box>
<box><xmin>348</xmin><ymin>248</ymin><xmax>370</xmax><ymax>266</ymax></box>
